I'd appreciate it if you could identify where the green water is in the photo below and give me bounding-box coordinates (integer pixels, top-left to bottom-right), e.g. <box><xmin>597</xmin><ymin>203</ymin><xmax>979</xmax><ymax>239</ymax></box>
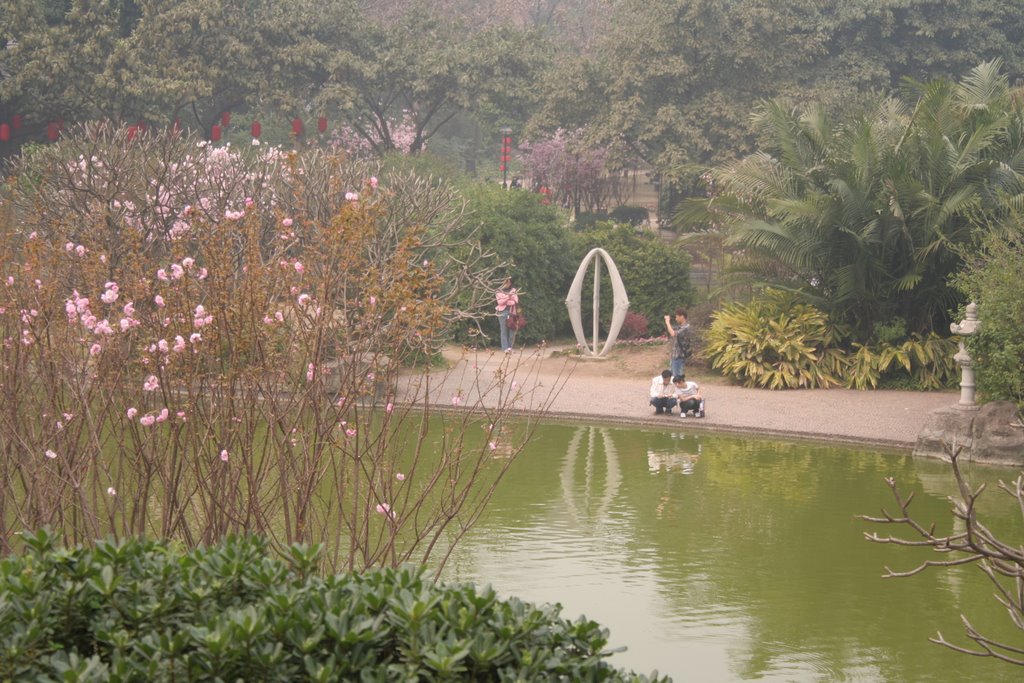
<box><xmin>440</xmin><ymin>423</ymin><xmax>1024</xmax><ymax>682</ymax></box>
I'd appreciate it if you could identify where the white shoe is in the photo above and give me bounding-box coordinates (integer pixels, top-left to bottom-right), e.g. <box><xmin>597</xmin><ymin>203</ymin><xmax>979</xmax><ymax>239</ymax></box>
<box><xmin>679</xmin><ymin>412</ymin><xmax>688</xmax><ymax>418</ymax></box>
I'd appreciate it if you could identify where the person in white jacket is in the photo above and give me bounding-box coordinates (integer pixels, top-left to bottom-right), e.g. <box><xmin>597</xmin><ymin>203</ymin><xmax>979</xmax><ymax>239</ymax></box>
<box><xmin>649</xmin><ymin>370</ymin><xmax>678</xmax><ymax>415</ymax></box>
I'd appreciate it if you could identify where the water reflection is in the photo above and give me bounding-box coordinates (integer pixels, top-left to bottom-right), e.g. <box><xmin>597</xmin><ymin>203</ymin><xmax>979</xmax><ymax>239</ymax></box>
<box><xmin>561</xmin><ymin>426</ymin><xmax>622</xmax><ymax>527</ymax></box>
<box><xmin>441</xmin><ymin>423</ymin><xmax>1023</xmax><ymax>682</ymax></box>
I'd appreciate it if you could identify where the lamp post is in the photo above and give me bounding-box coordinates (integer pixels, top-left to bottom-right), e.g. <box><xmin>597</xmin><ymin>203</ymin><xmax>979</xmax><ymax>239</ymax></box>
<box><xmin>499</xmin><ymin>127</ymin><xmax>512</xmax><ymax>188</ymax></box>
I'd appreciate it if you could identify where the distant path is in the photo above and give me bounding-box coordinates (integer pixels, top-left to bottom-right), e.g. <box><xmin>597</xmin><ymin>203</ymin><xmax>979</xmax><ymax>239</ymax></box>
<box><xmin>400</xmin><ymin>346</ymin><xmax>957</xmax><ymax>451</ymax></box>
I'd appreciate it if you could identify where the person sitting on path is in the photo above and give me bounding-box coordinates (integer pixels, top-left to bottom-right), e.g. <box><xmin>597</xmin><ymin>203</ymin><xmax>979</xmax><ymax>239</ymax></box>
<box><xmin>649</xmin><ymin>370</ymin><xmax>679</xmax><ymax>415</ymax></box>
<box><xmin>663</xmin><ymin>309</ymin><xmax>693</xmax><ymax>378</ymax></box>
<box><xmin>674</xmin><ymin>374</ymin><xmax>704</xmax><ymax>418</ymax></box>
<box><xmin>495</xmin><ymin>277</ymin><xmax>519</xmax><ymax>352</ymax></box>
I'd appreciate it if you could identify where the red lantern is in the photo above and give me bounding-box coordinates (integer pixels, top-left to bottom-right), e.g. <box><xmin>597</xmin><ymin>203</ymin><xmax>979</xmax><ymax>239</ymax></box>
<box><xmin>0</xmin><ymin>124</ymin><xmax>9</xmax><ymax>142</ymax></box>
<box><xmin>47</xmin><ymin>122</ymin><xmax>59</xmax><ymax>141</ymax></box>
<box><xmin>221</xmin><ymin>111</ymin><xmax>230</xmax><ymax>127</ymax></box>
<box><xmin>210</xmin><ymin>124</ymin><xmax>221</xmax><ymax>142</ymax></box>
<box><xmin>251</xmin><ymin>121</ymin><xmax>261</xmax><ymax>138</ymax></box>
<box><xmin>11</xmin><ymin>114</ymin><xmax>22</xmax><ymax>130</ymax></box>
<box><xmin>126</xmin><ymin>125</ymin><xmax>138</xmax><ymax>142</ymax></box>
<box><xmin>499</xmin><ymin>164</ymin><xmax>506</xmax><ymax>172</ymax></box>
<box><xmin>291</xmin><ymin>118</ymin><xmax>304</xmax><ymax>136</ymax></box>
<box><xmin>318</xmin><ymin>116</ymin><xmax>327</xmax><ymax>133</ymax></box>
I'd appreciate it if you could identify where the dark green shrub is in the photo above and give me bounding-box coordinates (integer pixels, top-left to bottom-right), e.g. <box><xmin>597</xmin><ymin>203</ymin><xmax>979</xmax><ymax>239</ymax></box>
<box><xmin>953</xmin><ymin>219</ymin><xmax>1024</xmax><ymax>409</ymax></box>
<box><xmin>609</xmin><ymin>205</ymin><xmax>650</xmax><ymax>227</ymax></box>
<box><xmin>573</xmin><ymin>211</ymin><xmax>609</xmax><ymax>229</ymax></box>
<box><xmin>570</xmin><ymin>223</ymin><xmax>696</xmax><ymax>329</ymax></box>
<box><xmin>457</xmin><ymin>184</ymin><xmax>577</xmax><ymax>345</ymax></box>
<box><xmin>0</xmin><ymin>532</ymin><xmax>668</xmax><ymax>682</ymax></box>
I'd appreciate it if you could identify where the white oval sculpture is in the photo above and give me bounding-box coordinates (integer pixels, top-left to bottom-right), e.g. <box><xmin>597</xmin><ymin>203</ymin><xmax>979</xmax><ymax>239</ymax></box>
<box><xmin>565</xmin><ymin>247</ymin><xmax>629</xmax><ymax>357</ymax></box>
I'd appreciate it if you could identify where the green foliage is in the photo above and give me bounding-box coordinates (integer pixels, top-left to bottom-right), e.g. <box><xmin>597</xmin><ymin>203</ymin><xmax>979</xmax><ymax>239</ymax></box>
<box><xmin>705</xmin><ymin>62</ymin><xmax>1024</xmax><ymax>340</ymax></box>
<box><xmin>705</xmin><ymin>290</ymin><xmax>847</xmax><ymax>389</ymax></box>
<box><xmin>0</xmin><ymin>532</ymin><xmax>666</xmax><ymax>682</ymax></box>
<box><xmin>609</xmin><ymin>205</ymin><xmax>650</xmax><ymax>226</ymax></box>
<box><xmin>705</xmin><ymin>290</ymin><xmax>958</xmax><ymax>390</ymax></box>
<box><xmin>953</xmin><ymin>217</ymin><xmax>1024</xmax><ymax>408</ymax></box>
<box><xmin>571</xmin><ymin>223</ymin><xmax>696</xmax><ymax>330</ymax></box>
<box><xmin>458</xmin><ymin>184</ymin><xmax>577</xmax><ymax>345</ymax></box>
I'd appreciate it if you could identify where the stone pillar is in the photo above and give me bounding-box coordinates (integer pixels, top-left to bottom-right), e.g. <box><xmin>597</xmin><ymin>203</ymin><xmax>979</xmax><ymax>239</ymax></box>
<box><xmin>949</xmin><ymin>302</ymin><xmax>980</xmax><ymax>410</ymax></box>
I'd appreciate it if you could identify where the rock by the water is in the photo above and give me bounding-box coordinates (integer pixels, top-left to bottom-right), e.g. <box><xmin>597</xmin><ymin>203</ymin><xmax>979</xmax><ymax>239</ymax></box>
<box><xmin>914</xmin><ymin>401</ymin><xmax>1024</xmax><ymax>466</ymax></box>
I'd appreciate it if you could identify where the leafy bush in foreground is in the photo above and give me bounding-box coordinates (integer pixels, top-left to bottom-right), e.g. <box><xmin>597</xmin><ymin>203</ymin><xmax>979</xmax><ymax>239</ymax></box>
<box><xmin>0</xmin><ymin>532</ymin><xmax>668</xmax><ymax>682</ymax></box>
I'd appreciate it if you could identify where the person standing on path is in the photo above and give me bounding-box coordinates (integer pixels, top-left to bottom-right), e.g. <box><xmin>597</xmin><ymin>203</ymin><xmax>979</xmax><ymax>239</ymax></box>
<box><xmin>664</xmin><ymin>309</ymin><xmax>692</xmax><ymax>378</ymax></box>
<box><xmin>495</xmin><ymin>277</ymin><xmax>520</xmax><ymax>352</ymax></box>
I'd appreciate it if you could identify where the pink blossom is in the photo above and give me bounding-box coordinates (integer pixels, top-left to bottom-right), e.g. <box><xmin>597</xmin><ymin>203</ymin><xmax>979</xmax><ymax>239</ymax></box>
<box><xmin>225</xmin><ymin>209</ymin><xmax>244</xmax><ymax>220</ymax></box>
<box><xmin>294</xmin><ymin>261</ymin><xmax>304</xmax><ymax>274</ymax></box>
<box><xmin>45</xmin><ymin>449</ymin><xmax>58</xmax><ymax>459</ymax></box>
<box><xmin>375</xmin><ymin>502</ymin><xmax>395</xmax><ymax>518</ymax></box>
<box><xmin>157</xmin><ymin>339</ymin><xmax>169</xmax><ymax>353</ymax></box>
<box><xmin>101</xmin><ymin>288</ymin><xmax>118</xmax><ymax>304</ymax></box>
<box><xmin>94</xmin><ymin>319</ymin><xmax>114</xmax><ymax>335</ymax></box>
<box><xmin>488</xmin><ymin>441</ymin><xmax>497</xmax><ymax>451</ymax></box>
<box><xmin>386</xmin><ymin>402</ymin><xmax>394</xmax><ymax>414</ymax></box>
<box><xmin>143</xmin><ymin>375</ymin><xmax>159</xmax><ymax>391</ymax></box>
<box><xmin>345</xmin><ymin>191</ymin><xmax>358</xmax><ymax>201</ymax></box>
<box><xmin>190</xmin><ymin>332</ymin><xmax>202</xmax><ymax>344</ymax></box>
<box><xmin>107</xmin><ymin>486</ymin><xmax>117</xmax><ymax>496</ymax></box>
<box><xmin>244</xmin><ymin>197</ymin><xmax>254</xmax><ymax>207</ymax></box>
<box><xmin>369</xmin><ymin>296</ymin><xmax>376</xmax><ymax>307</ymax></box>
<box><xmin>7</xmin><ymin>276</ymin><xmax>14</xmax><ymax>286</ymax></box>
<box><xmin>139</xmin><ymin>415</ymin><xmax>155</xmax><ymax>426</ymax></box>
<box><xmin>157</xmin><ymin>268</ymin><xmax>169</xmax><ymax>281</ymax></box>
<box><xmin>119</xmin><ymin>318</ymin><xmax>132</xmax><ymax>331</ymax></box>
<box><xmin>282</xmin><ymin>218</ymin><xmax>293</xmax><ymax>227</ymax></box>
<box><xmin>274</xmin><ymin>311</ymin><xmax>284</xmax><ymax>322</ymax></box>
<box><xmin>197</xmin><ymin>268</ymin><xmax>208</xmax><ymax>280</ymax></box>
<box><xmin>89</xmin><ymin>343</ymin><xmax>102</xmax><ymax>356</ymax></box>
<box><xmin>65</xmin><ymin>242</ymin><xmax>74</xmax><ymax>252</ymax></box>
<box><xmin>395</xmin><ymin>472</ymin><xmax>405</xmax><ymax>481</ymax></box>
<box><xmin>176</xmin><ymin>411</ymin><xmax>186</xmax><ymax>419</ymax></box>
<box><xmin>154</xmin><ymin>295</ymin><xmax>165</xmax><ymax>307</ymax></box>
<box><xmin>28</xmin><ymin>231</ymin><xmax>37</xmax><ymax>239</ymax></box>
<box><xmin>306</xmin><ymin>363</ymin><xmax>315</xmax><ymax>381</ymax></box>
<box><xmin>182</xmin><ymin>257</ymin><xmax>195</xmax><ymax>269</ymax></box>
<box><xmin>172</xmin><ymin>335</ymin><xmax>186</xmax><ymax>352</ymax></box>
<box><xmin>370</xmin><ymin>176</ymin><xmax>378</xmax><ymax>188</ymax></box>
<box><xmin>220</xmin><ymin>449</ymin><xmax>229</xmax><ymax>462</ymax></box>
<box><xmin>451</xmin><ymin>395</ymin><xmax>462</xmax><ymax>407</ymax></box>
<box><xmin>156</xmin><ymin>408</ymin><xmax>169</xmax><ymax>422</ymax></box>
<box><xmin>170</xmin><ymin>264</ymin><xmax>184</xmax><ymax>279</ymax></box>
<box><xmin>75</xmin><ymin>245</ymin><xmax>86</xmax><ymax>256</ymax></box>
<box><xmin>123</xmin><ymin>301</ymin><xmax>135</xmax><ymax>316</ymax></box>
<box><xmin>127</xmin><ymin>407</ymin><xmax>138</xmax><ymax>419</ymax></box>
<box><xmin>345</xmin><ymin>428</ymin><xmax>357</xmax><ymax>438</ymax></box>
<box><xmin>297</xmin><ymin>293</ymin><xmax>310</xmax><ymax>306</ymax></box>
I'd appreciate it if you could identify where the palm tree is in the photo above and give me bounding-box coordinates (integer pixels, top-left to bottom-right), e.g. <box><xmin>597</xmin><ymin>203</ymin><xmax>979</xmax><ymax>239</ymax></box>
<box><xmin>703</xmin><ymin>60</ymin><xmax>1024</xmax><ymax>341</ymax></box>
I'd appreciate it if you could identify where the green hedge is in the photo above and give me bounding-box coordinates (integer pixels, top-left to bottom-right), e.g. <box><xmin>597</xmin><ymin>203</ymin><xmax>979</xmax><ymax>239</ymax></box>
<box><xmin>0</xmin><ymin>532</ymin><xmax>668</xmax><ymax>682</ymax></box>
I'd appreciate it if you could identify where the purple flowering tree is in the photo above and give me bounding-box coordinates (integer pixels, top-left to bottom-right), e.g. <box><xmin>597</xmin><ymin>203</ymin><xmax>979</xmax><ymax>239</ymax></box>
<box><xmin>519</xmin><ymin>130</ymin><xmax>612</xmax><ymax>216</ymax></box>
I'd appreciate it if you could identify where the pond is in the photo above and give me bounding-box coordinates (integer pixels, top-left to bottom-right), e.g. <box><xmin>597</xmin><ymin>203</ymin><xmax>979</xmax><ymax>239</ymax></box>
<box><xmin>439</xmin><ymin>422</ymin><xmax>1023</xmax><ymax>682</ymax></box>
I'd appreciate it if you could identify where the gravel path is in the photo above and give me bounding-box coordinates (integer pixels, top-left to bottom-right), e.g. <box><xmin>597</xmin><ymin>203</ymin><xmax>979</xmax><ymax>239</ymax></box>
<box><xmin>406</xmin><ymin>345</ymin><xmax>958</xmax><ymax>451</ymax></box>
